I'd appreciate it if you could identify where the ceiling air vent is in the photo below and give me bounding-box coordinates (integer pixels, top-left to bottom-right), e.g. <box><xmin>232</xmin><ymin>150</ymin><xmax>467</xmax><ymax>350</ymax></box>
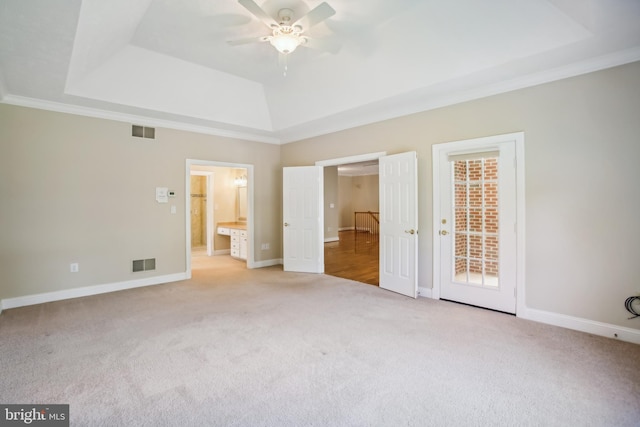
<box><xmin>132</xmin><ymin>125</ymin><xmax>155</xmax><ymax>139</ymax></box>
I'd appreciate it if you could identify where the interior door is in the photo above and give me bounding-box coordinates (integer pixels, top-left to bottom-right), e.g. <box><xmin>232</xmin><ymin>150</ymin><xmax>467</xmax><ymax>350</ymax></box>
<box><xmin>283</xmin><ymin>166</ymin><xmax>324</xmax><ymax>273</ymax></box>
<box><xmin>438</xmin><ymin>141</ymin><xmax>517</xmax><ymax>313</ymax></box>
<box><xmin>379</xmin><ymin>152</ymin><xmax>418</xmax><ymax>298</ymax></box>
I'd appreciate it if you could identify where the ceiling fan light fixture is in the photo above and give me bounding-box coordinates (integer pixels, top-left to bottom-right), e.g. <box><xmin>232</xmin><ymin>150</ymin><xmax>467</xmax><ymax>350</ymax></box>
<box><xmin>269</xmin><ymin>27</ymin><xmax>305</xmax><ymax>54</ymax></box>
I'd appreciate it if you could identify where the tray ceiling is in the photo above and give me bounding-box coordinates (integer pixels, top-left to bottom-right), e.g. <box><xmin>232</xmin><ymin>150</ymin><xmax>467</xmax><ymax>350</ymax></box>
<box><xmin>1</xmin><ymin>0</ymin><xmax>639</xmax><ymax>143</ymax></box>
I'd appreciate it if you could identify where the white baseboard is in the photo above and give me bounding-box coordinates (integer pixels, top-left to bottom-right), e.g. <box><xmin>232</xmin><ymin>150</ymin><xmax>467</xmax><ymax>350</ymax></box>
<box><xmin>251</xmin><ymin>258</ymin><xmax>282</xmax><ymax>268</ymax></box>
<box><xmin>418</xmin><ymin>287</ymin><xmax>432</xmax><ymax>298</ymax></box>
<box><xmin>422</xmin><ymin>290</ymin><xmax>640</xmax><ymax>344</ymax></box>
<box><xmin>324</xmin><ymin>237</ymin><xmax>339</xmax><ymax>243</ymax></box>
<box><xmin>1</xmin><ymin>272</ymin><xmax>188</xmax><ymax>311</ymax></box>
<box><xmin>518</xmin><ymin>307</ymin><xmax>640</xmax><ymax>345</ymax></box>
<box><xmin>213</xmin><ymin>249</ymin><xmax>231</xmax><ymax>255</ymax></box>
<box><xmin>339</xmin><ymin>227</ymin><xmax>354</xmax><ymax>231</ymax></box>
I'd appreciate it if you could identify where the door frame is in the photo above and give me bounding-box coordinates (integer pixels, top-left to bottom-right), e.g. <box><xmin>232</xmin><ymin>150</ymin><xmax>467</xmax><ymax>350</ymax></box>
<box><xmin>315</xmin><ymin>151</ymin><xmax>387</xmax><ymax>265</ymax></box>
<box><xmin>185</xmin><ymin>159</ymin><xmax>255</xmax><ymax>279</ymax></box>
<box><xmin>432</xmin><ymin>132</ymin><xmax>526</xmax><ymax>314</ymax></box>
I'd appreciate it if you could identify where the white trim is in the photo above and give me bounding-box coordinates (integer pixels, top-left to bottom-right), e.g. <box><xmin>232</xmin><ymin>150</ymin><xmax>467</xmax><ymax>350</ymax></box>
<box><xmin>315</xmin><ymin>152</ymin><xmax>387</xmax><ymax>167</ymax></box>
<box><xmin>432</xmin><ymin>132</ymin><xmax>525</xmax><ymax>310</ymax></box>
<box><xmin>324</xmin><ymin>237</ymin><xmax>339</xmax><ymax>243</ymax></box>
<box><xmin>0</xmin><ymin>95</ymin><xmax>280</xmax><ymax>145</ymax></box>
<box><xmin>0</xmin><ymin>272</ymin><xmax>188</xmax><ymax>311</ymax></box>
<box><xmin>518</xmin><ymin>307</ymin><xmax>640</xmax><ymax>345</ymax></box>
<box><xmin>252</xmin><ymin>258</ymin><xmax>283</xmax><ymax>268</ymax></box>
<box><xmin>213</xmin><ymin>249</ymin><xmax>231</xmax><ymax>256</ymax></box>
<box><xmin>339</xmin><ymin>226</ymin><xmax>355</xmax><ymax>231</ymax></box>
<box><xmin>418</xmin><ymin>287</ymin><xmax>432</xmax><ymax>298</ymax></box>
<box><xmin>3</xmin><ymin>49</ymin><xmax>638</xmax><ymax>146</ymax></box>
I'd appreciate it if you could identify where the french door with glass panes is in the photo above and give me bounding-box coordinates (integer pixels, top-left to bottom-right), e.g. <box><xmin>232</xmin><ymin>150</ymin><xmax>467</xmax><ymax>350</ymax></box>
<box><xmin>437</xmin><ymin>139</ymin><xmax>517</xmax><ymax>313</ymax></box>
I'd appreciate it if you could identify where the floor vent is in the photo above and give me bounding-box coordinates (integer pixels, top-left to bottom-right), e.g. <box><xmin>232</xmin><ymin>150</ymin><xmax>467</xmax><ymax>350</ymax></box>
<box><xmin>133</xmin><ymin>258</ymin><xmax>156</xmax><ymax>272</ymax></box>
<box><xmin>132</xmin><ymin>125</ymin><xmax>155</xmax><ymax>139</ymax></box>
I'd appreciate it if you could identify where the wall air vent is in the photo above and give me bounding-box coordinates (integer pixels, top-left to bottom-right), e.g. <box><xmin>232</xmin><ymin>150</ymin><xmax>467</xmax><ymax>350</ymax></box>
<box><xmin>132</xmin><ymin>258</ymin><xmax>156</xmax><ymax>272</ymax></box>
<box><xmin>132</xmin><ymin>125</ymin><xmax>155</xmax><ymax>139</ymax></box>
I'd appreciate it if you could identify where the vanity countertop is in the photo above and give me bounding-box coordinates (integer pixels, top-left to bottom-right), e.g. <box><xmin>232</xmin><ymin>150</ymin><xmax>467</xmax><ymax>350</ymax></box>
<box><xmin>217</xmin><ymin>222</ymin><xmax>247</xmax><ymax>230</ymax></box>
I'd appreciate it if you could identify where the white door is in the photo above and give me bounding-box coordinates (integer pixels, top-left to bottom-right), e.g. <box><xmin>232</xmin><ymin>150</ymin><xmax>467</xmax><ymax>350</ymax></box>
<box><xmin>379</xmin><ymin>152</ymin><xmax>418</xmax><ymax>298</ymax></box>
<box><xmin>283</xmin><ymin>166</ymin><xmax>324</xmax><ymax>273</ymax></box>
<box><xmin>437</xmin><ymin>140</ymin><xmax>517</xmax><ymax>313</ymax></box>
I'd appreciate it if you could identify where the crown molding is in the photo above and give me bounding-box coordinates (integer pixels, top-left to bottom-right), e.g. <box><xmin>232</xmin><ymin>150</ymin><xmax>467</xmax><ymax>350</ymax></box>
<box><xmin>3</xmin><ymin>48</ymin><xmax>639</xmax><ymax>146</ymax></box>
<box><xmin>0</xmin><ymin>95</ymin><xmax>281</xmax><ymax>145</ymax></box>
<box><xmin>275</xmin><ymin>47</ymin><xmax>640</xmax><ymax>144</ymax></box>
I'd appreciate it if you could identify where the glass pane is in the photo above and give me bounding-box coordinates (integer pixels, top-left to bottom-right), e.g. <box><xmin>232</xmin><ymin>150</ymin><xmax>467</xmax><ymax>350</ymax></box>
<box><xmin>485</xmin><ymin>158</ymin><xmax>498</xmax><ymax>180</ymax></box>
<box><xmin>455</xmin><ymin>183</ymin><xmax>467</xmax><ymax>207</ymax></box>
<box><xmin>485</xmin><ymin>260</ymin><xmax>499</xmax><ymax>287</ymax></box>
<box><xmin>469</xmin><ymin>208</ymin><xmax>482</xmax><ymax>232</ymax></box>
<box><xmin>469</xmin><ymin>183</ymin><xmax>482</xmax><ymax>207</ymax></box>
<box><xmin>485</xmin><ymin>235</ymin><xmax>499</xmax><ymax>260</ymax></box>
<box><xmin>468</xmin><ymin>259</ymin><xmax>483</xmax><ymax>284</ymax></box>
<box><xmin>468</xmin><ymin>160</ymin><xmax>482</xmax><ymax>181</ymax></box>
<box><xmin>469</xmin><ymin>234</ymin><xmax>482</xmax><ymax>259</ymax></box>
<box><xmin>455</xmin><ymin>233</ymin><xmax>467</xmax><ymax>257</ymax></box>
<box><xmin>454</xmin><ymin>161</ymin><xmax>467</xmax><ymax>181</ymax></box>
<box><xmin>484</xmin><ymin>182</ymin><xmax>498</xmax><ymax>207</ymax></box>
<box><xmin>485</xmin><ymin>208</ymin><xmax>498</xmax><ymax>233</ymax></box>
<box><xmin>454</xmin><ymin>257</ymin><xmax>468</xmax><ymax>282</ymax></box>
<box><xmin>455</xmin><ymin>208</ymin><xmax>468</xmax><ymax>232</ymax></box>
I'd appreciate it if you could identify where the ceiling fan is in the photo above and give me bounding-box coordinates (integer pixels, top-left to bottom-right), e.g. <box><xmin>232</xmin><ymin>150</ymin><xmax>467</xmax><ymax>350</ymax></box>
<box><xmin>228</xmin><ymin>0</ymin><xmax>340</xmax><ymax>55</ymax></box>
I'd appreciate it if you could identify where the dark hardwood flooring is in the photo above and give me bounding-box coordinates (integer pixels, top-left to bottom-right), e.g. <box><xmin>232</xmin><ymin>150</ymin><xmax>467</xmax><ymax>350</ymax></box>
<box><xmin>324</xmin><ymin>230</ymin><xmax>379</xmax><ymax>286</ymax></box>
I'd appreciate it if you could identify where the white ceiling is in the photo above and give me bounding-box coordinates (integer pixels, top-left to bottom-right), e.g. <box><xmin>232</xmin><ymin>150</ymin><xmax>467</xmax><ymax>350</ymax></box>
<box><xmin>1</xmin><ymin>0</ymin><xmax>639</xmax><ymax>144</ymax></box>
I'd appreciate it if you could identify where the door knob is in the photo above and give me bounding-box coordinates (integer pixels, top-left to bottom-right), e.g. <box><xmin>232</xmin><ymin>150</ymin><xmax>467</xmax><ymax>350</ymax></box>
<box><xmin>284</xmin><ymin>223</ymin><xmax>289</xmax><ymax>227</ymax></box>
<box><xmin>404</xmin><ymin>229</ymin><xmax>415</xmax><ymax>234</ymax></box>
<box><xmin>439</xmin><ymin>230</ymin><xmax>449</xmax><ymax>236</ymax></box>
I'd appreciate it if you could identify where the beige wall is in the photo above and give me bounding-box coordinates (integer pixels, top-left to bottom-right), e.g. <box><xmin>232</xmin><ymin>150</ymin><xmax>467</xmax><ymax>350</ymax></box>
<box><xmin>2</xmin><ymin>61</ymin><xmax>639</xmax><ymax>331</ymax></box>
<box><xmin>282</xmin><ymin>61</ymin><xmax>640</xmax><ymax>329</ymax></box>
<box><xmin>323</xmin><ymin>166</ymin><xmax>339</xmax><ymax>241</ymax></box>
<box><xmin>0</xmin><ymin>105</ymin><xmax>282</xmax><ymax>300</ymax></box>
<box><xmin>337</xmin><ymin>174</ymin><xmax>379</xmax><ymax>229</ymax></box>
<box><xmin>351</xmin><ymin>175</ymin><xmax>379</xmax><ymax>213</ymax></box>
<box><xmin>338</xmin><ymin>176</ymin><xmax>353</xmax><ymax>229</ymax></box>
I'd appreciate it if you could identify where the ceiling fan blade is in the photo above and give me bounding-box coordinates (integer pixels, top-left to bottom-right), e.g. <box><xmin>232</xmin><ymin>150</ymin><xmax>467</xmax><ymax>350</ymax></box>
<box><xmin>293</xmin><ymin>2</ymin><xmax>336</xmax><ymax>30</ymax></box>
<box><xmin>227</xmin><ymin>35</ymin><xmax>268</xmax><ymax>46</ymax></box>
<box><xmin>238</xmin><ymin>0</ymin><xmax>278</xmax><ymax>29</ymax></box>
<box><xmin>302</xmin><ymin>37</ymin><xmax>341</xmax><ymax>54</ymax></box>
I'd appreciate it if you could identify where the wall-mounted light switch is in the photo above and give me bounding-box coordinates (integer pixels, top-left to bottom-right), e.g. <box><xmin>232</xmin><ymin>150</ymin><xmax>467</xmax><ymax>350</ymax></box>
<box><xmin>70</xmin><ymin>263</ymin><xmax>79</xmax><ymax>273</ymax></box>
<box><xmin>171</xmin><ymin>205</ymin><xmax>177</xmax><ymax>214</ymax></box>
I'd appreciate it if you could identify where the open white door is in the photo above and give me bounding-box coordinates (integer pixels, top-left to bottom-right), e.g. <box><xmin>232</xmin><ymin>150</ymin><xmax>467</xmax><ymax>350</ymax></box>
<box><xmin>283</xmin><ymin>166</ymin><xmax>324</xmax><ymax>273</ymax></box>
<box><xmin>379</xmin><ymin>152</ymin><xmax>418</xmax><ymax>298</ymax></box>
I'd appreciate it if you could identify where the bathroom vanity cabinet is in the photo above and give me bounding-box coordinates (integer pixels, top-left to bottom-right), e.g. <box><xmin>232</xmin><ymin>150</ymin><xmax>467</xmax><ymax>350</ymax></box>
<box><xmin>217</xmin><ymin>222</ymin><xmax>247</xmax><ymax>260</ymax></box>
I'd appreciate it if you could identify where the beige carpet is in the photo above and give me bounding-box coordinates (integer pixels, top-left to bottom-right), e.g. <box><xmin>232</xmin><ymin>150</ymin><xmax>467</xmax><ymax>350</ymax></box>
<box><xmin>1</xmin><ymin>255</ymin><xmax>639</xmax><ymax>426</ymax></box>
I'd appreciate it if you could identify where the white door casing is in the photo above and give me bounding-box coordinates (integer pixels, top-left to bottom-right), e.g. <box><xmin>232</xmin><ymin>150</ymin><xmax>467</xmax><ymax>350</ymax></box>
<box><xmin>433</xmin><ymin>133</ymin><xmax>524</xmax><ymax>314</ymax></box>
<box><xmin>283</xmin><ymin>166</ymin><xmax>324</xmax><ymax>273</ymax></box>
<box><xmin>379</xmin><ymin>152</ymin><xmax>418</xmax><ymax>298</ymax></box>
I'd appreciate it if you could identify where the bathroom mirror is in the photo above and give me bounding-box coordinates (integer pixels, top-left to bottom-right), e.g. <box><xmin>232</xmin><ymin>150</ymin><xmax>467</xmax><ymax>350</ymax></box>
<box><xmin>237</xmin><ymin>186</ymin><xmax>247</xmax><ymax>221</ymax></box>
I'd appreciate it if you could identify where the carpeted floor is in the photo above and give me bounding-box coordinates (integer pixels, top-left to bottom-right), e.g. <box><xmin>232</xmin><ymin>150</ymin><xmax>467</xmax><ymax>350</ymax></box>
<box><xmin>1</xmin><ymin>255</ymin><xmax>639</xmax><ymax>426</ymax></box>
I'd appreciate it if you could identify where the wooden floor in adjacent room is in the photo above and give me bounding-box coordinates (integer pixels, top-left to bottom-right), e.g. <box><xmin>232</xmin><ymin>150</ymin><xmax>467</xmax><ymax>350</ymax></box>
<box><xmin>324</xmin><ymin>230</ymin><xmax>379</xmax><ymax>286</ymax></box>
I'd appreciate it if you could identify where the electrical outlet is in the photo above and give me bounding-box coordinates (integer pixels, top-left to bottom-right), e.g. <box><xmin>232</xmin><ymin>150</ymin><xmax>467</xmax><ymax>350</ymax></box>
<box><xmin>261</xmin><ymin>243</ymin><xmax>270</xmax><ymax>250</ymax></box>
<box><xmin>70</xmin><ymin>263</ymin><xmax>79</xmax><ymax>273</ymax></box>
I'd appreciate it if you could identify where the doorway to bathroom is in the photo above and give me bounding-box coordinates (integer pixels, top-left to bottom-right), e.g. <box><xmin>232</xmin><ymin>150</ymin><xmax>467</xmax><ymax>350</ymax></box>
<box><xmin>186</xmin><ymin>159</ymin><xmax>254</xmax><ymax>278</ymax></box>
